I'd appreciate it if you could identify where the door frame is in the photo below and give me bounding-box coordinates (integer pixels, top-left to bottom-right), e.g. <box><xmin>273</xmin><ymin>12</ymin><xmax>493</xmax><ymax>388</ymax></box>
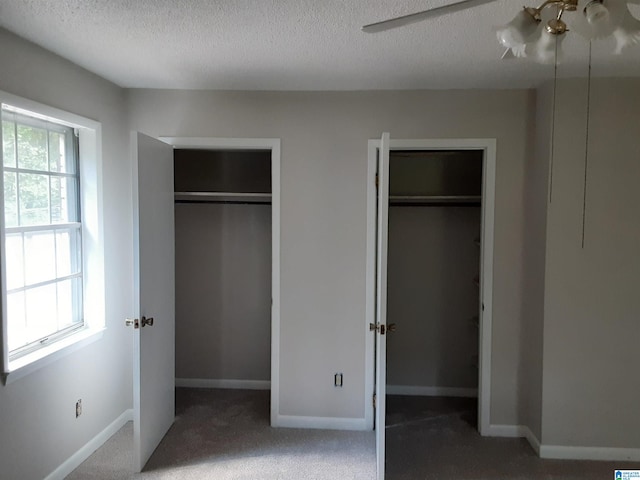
<box><xmin>159</xmin><ymin>136</ymin><xmax>281</xmax><ymax>426</ymax></box>
<box><xmin>365</xmin><ymin>138</ymin><xmax>496</xmax><ymax>435</ymax></box>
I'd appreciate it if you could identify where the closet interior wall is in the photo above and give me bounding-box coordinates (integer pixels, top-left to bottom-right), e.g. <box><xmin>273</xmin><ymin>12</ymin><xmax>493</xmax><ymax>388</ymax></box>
<box><xmin>386</xmin><ymin>150</ymin><xmax>482</xmax><ymax>395</ymax></box>
<box><xmin>174</xmin><ymin>149</ymin><xmax>272</xmax><ymax>384</ymax></box>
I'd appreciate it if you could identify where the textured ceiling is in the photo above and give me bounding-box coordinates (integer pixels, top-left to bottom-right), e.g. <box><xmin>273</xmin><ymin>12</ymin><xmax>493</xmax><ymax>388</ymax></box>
<box><xmin>0</xmin><ymin>0</ymin><xmax>638</xmax><ymax>90</ymax></box>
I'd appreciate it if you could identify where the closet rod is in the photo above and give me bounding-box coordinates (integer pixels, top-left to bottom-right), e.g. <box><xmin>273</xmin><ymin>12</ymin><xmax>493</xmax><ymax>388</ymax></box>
<box><xmin>175</xmin><ymin>191</ymin><xmax>272</xmax><ymax>205</ymax></box>
<box><xmin>175</xmin><ymin>200</ymin><xmax>272</xmax><ymax>205</ymax></box>
<box><xmin>389</xmin><ymin>195</ymin><xmax>481</xmax><ymax>206</ymax></box>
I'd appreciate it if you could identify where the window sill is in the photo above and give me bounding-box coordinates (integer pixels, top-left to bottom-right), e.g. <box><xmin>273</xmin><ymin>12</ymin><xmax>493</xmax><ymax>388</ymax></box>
<box><xmin>3</xmin><ymin>327</ymin><xmax>105</xmax><ymax>385</ymax></box>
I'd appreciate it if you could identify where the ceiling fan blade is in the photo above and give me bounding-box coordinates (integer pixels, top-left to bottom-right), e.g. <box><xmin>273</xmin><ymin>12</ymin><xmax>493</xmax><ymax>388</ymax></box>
<box><xmin>362</xmin><ymin>0</ymin><xmax>499</xmax><ymax>33</ymax></box>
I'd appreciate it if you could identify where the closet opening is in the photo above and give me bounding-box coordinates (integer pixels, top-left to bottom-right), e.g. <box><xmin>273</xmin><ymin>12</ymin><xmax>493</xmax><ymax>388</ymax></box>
<box><xmin>172</xmin><ymin>145</ymin><xmax>276</xmax><ymax>425</ymax></box>
<box><xmin>385</xmin><ymin>149</ymin><xmax>483</xmax><ymax>469</ymax></box>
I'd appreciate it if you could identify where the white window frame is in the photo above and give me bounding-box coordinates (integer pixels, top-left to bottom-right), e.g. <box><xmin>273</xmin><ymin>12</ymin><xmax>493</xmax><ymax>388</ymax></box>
<box><xmin>0</xmin><ymin>91</ymin><xmax>105</xmax><ymax>383</ymax></box>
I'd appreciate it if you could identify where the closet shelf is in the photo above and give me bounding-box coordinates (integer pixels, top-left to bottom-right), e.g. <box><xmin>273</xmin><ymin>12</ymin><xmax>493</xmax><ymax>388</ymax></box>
<box><xmin>175</xmin><ymin>191</ymin><xmax>272</xmax><ymax>204</ymax></box>
<box><xmin>389</xmin><ymin>195</ymin><xmax>481</xmax><ymax>206</ymax></box>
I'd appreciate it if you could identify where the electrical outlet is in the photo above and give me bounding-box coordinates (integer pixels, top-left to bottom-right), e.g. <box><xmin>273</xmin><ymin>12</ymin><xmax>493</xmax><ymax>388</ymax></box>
<box><xmin>334</xmin><ymin>373</ymin><xmax>343</xmax><ymax>387</ymax></box>
<box><xmin>76</xmin><ymin>399</ymin><xmax>82</xmax><ymax>418</ymax></box>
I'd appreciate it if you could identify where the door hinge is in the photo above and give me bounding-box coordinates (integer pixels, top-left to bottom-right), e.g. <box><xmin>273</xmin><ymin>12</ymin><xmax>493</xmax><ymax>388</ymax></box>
<box><xmin>373</xmin><ymin>393</ymin><xmax>377</xmax><ymax>409</ymax></box>
<box><xmin>125</xmin><ymin>318</ymin><xmax>140</xmax><ymax>329</ymax></box>
<box><xmin>375</xmin><ymin>173</ymin><xmax>379</xmax><ymax>188</ymax></box>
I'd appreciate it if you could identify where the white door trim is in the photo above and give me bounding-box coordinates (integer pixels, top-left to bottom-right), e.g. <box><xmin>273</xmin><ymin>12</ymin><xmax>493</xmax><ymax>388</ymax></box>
<box><xmin>365</xmin><ymin>138</ymin><xmax>496</xmax><ymax>435</ymax></box>
<box><xmin>159</xmin><ymin>136</ymin><xmax>281</xmax><ymax>427</ymax></box>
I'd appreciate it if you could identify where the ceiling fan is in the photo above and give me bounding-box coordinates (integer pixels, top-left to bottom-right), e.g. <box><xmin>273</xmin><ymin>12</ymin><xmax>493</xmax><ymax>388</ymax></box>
<box><xmin>362</xmin><ymin>0</ymin><xmax>640</xmax><ymax>63</ymax></box>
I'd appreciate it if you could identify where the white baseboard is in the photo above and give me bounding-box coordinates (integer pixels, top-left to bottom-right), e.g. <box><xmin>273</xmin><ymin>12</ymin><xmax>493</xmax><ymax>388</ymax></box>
<box><xmin>274</xmin><ymin>414</ymin><xmax>368</xmax><ymax>431</ymax></box>
<box><xmin>175</xmin><ymin>378</ymin><xmax>271</xmax><ymax>390</ymax></box>
<box><xmin>485</xmin><ymin>424</ymin><xmax>639</xmax><ymax>461</ymax></box>
<box><xmin>522</xmin><ymin>426</ymin><xmax>541</xmax><ymax>455</ymax></box>
<box><xmin>540</xmin><ymin>445</ymin><xmax>640</xmax><ymax>462</ymax></box>
<box><xmin>44</xmin><ymin>409</ymin><xmax>133</xmax><ymax>480</ymax></box>
<box><xmin>386</xmin><ymin>385</ymin><xmax>478</xmax><ymax>398</ymax></box>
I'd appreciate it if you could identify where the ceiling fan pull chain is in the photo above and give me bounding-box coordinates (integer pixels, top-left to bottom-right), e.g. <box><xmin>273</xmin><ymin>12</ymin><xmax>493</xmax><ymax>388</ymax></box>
<box><xmin>581</xmin><ymin>40</ymin><xmax>593</xmax><ymax>250</ymax></box>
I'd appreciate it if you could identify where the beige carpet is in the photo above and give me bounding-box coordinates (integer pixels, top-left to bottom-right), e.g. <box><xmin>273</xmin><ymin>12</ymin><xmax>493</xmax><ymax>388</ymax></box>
<box><xmin>67</xmin><ymin>389</ymin><xmax>640</xmax><ymax>479</ymax></box>
<box><xmin>385</xmin><ymin>395</ymin><xmax>640</xmax><ymax>480</ymax></box>
<box><xmin>66</xmin><ymin>388</ymin><xmax>375</xmax><ymax>480</ymax></box>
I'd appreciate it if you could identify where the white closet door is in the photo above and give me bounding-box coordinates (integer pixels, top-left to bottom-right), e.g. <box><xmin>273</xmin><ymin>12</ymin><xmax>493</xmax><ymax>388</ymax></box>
<box><xmin>375</xmin><ymin>132</ymin><xmax>390</xmax><ymax>480</ymax></box>
<box><xmin>131</xmin><ymin>132</ymin><xmax>175</xmax><ymax>471</ymax></box>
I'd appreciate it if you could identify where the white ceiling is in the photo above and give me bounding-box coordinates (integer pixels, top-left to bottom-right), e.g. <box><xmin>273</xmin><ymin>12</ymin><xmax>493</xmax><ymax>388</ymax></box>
<box><xmin>0</xmin><ymin>0</ymin><xmax>638</xmax><ymax>90</ymax></box>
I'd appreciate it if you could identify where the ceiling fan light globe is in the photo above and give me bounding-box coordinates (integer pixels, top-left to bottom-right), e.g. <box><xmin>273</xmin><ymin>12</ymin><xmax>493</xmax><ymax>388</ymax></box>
<box><xmin>610</xmin><ymin>5</ymin><xmax>640</xmax><ymax>53</ymax></box>
<box><xmin>511</xmin><ymin>44</ymin><xmax>528</xmax><ymax>58</ymax></box>
<box><xmin>584</xmin><ymin>1</ymin><xmax>610</xmax><ymax>25</ymax></box>
<box><xmin>496</xmin><ymin>10</ymin><xmax>539</xmax><ymax>48</ymax></box>
<box><xmin>612</xmin><ymin>26</ymin><xmax>640</xmax><ymax>53</ymax></box>
<box><xmin>496</xmin><ymin>29</ymin><xmax>523</xmax><ymax>49</ymax></box>
<box><xmin>530</xmin><ymin>28</ymin><xmax>565</xmax><ymax>64</ymax></box>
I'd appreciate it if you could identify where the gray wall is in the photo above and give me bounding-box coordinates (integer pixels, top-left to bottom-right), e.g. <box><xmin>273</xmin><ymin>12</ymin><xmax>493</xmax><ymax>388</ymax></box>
<box><xmin>541</xmin><ymin>78</ymin><xmax>640</xmax><ymax>448</ymax></box>
<box><xmin>386</xmin><ymin>206</ymin><xmax>480</xmax><ymax>389</ymax></box>
<box><xmin>0</xmin><ymin>29</ymin><xmax>133</xmax><ymax>479</ymax></box>
<box><xmin>518</xmin><ymin>84</ymin><xmax>552</xmax><ymax>441</ymax></box>
<box><xmin>127</xmin><ymin>88</ymin><xmax>531</xmax><ymax>423</ymax></box>
<box><xmin>175</xmin><ymin>203</ymin><xmax>272</xmax><ymax>381</ymax></box>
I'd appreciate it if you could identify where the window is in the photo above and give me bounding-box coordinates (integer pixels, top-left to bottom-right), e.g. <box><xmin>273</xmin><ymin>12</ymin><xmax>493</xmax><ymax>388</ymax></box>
<box><xmin>2</xmin><ymin>109</ymin><xmax>84</xmax><ymax>358</ymax></box>
<box><xmin>0</xmin><ymin>94</ymin><xmax>104</xmax><ymax>379</ymax></box>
